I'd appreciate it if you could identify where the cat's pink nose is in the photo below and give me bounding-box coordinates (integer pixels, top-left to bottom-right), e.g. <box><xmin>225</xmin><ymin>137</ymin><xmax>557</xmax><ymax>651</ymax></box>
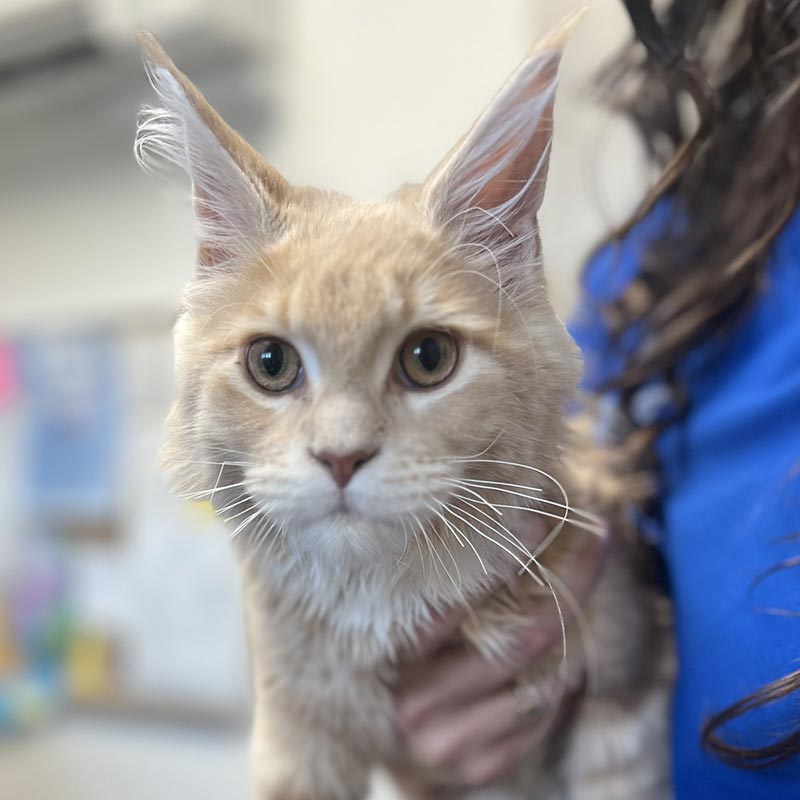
<box><xmin>312</xmin><ymin>448</ymin><xmax>378</xmax><ymax>489</ymax></box>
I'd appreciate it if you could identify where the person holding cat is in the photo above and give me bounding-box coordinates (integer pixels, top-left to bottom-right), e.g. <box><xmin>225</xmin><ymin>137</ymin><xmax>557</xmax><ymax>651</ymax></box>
<box><xmin>395</xmin><ymin>1</ymin><xmax>800</xmax><ymax>797</ymax></box>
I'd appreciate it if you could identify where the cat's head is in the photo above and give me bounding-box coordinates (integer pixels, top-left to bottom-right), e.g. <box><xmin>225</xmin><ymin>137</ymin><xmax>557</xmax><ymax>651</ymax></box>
<box><xmin>136</xmin><ymin>19</ymin><xmax>581</xmax><ymax>574</ymax></box>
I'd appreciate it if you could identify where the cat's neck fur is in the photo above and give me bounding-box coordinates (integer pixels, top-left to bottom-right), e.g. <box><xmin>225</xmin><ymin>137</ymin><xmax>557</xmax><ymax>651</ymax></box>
<box><xmin>237</xmin><ymin>506</ymin><xmax>533</xmax><ymax>665</ymax></box>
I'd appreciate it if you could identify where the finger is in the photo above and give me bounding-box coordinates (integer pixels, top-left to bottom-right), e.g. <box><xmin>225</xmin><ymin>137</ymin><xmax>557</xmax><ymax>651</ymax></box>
<box><xmin>404</xmin><ymin>684</ymin><xmax>536</xmax><ymax>771</ymax></box>
<box><xmin>450</xmin><ymin>682</ymin><xmax>584</xmax><ymax>788</ymax></box>
<box><xmin>490</xmin><ymin>526</ymin><xmax>609</xmax><ymax>669</ymax></box>
<box><xmin>509</xmin><ymin>515</ymin><xmax>549</xmax><ymax>553</ymax></box>
<box><xmin>396</xmin><ymin>644</ymin><xmax>510</xmax><ymax>727</ymax></box>
<box><xmin>547</xmin><ymin>520</ymin><xmax>609</xmax><ymax>605</ymax></box>
<box><xmin>452</xmin><ymin>709</ymin><xmax>558</xmax><ymax>787</ymax></box>
<box><xmin>408</xmin><ymin>562</ymin><xmax>513</xmax><ymax>661</ymax></box>
<box><xmin>398</xmin><ymin>522</ymin><xmax>607</xmax><ymax>726</ymax></box>
<box><xmin>397</xmin><ymin>620</ymin><xmax>562</xmax><ymax>727</ymax></box>
<box><xmin>405</xmin><ymin>517</ymin><xmax>591</xmax><ymax>666</ymax></box>
<box><xmin>409</xmin><ymin>602</ymin><xmax>475</xmax><ymax>660</ymax></box>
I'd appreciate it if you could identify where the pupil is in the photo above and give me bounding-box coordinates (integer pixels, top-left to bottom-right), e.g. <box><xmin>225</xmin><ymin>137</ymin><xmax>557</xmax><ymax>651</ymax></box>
<box><xmin>414</xmin><ymin>337</ymin><xmax>441</xmax><ymax>373</ymax></box>
<box><xmin>259</xmin><ymin>343</ymin><xmax>284</xmax><ymax>377</ymax></box>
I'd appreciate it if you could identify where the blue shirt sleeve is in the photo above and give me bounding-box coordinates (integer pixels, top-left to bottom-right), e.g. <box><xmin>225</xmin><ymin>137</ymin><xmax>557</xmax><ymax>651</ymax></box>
<box><xmin>572</xmin><ymin>207</ymin><xmax>800</xmax><ymax>798</ymax></box>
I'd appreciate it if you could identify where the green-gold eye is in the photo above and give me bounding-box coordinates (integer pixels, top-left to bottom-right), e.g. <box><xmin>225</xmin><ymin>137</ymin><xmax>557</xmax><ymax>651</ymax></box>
<box><xmin>245</xmin><ymin>338</ymin><xmax>303</xmax><ymax>392</ymax></box>
<box><xmin>397</xmin><ymin>330</ymin><xmax>458</xmax><ymax>389</ymax></box>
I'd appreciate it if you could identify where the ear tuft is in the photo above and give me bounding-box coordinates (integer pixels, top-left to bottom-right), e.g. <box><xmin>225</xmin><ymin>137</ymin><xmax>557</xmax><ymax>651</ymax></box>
<box><xmin>535</xmin><ymin>7</ymin><xmax>587</xmax><ymax>51</ymax></box>
<box><xmin>424</xmin><ymin>13</ymin><xmax>584</xmax><ymax>289</ymax></box>
<box><xmin>134</xmin><ymin>31</ymin><xmax>287</xmax><ymax>274</ymax></box>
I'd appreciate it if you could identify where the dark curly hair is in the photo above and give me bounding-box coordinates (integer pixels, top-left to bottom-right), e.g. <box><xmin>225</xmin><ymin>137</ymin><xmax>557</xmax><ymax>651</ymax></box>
<box><xmin>591</xmin><ymin>0</ymin><xmax>800</xmax><ymax>768</ymax></box>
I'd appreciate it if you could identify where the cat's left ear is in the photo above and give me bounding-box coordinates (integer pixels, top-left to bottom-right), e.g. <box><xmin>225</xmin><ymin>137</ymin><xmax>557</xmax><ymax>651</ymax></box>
<box><xmin>135</xmin><ymin>31</ymin><xmax>287</xmax><ymax>275</ymax></box>
<box><xmin>422</xmin><ymin>12</ymin><xmax>583</xmax><ymax>282</ymax></box>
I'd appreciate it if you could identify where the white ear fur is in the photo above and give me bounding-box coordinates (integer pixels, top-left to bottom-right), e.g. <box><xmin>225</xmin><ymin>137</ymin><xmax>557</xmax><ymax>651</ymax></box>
<box><xmin>424</xmin><ymin>14</ymin><xmax>582</xmax><ymax>288</ymax></box>
<box><xmin>134</xmin><ymin>41</ymin><xmax>276</xmax><ymax>273</ymax></box>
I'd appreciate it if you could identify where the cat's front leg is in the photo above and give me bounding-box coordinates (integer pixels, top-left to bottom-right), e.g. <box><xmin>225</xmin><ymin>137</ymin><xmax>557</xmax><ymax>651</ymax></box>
<box><xmin>559</xmin><ymin>687</ymin><xmax>671</xmax><ymax>800</ymax></box>
<box><xmin>251</xmin><ymin>701</ymin><xmax>371</xmax><ymax>800</ymax></box>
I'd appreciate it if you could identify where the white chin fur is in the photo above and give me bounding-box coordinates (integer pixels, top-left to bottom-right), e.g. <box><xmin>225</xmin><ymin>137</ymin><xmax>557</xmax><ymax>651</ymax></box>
<box><xmin>243</xmin><ymin>500</ymin><xmax>523</xmax><ymax>661</ymax></box>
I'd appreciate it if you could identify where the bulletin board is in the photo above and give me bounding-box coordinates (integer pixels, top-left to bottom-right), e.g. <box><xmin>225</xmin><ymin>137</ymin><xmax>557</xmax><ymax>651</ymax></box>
<box><xmin>0</xmin><ymin>315</ymin><xmax>250</xmax><ymax>732</ymax></box>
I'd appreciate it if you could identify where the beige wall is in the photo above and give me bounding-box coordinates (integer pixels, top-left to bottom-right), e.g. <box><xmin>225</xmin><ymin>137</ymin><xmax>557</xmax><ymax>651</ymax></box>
<box><xmin>1</xmin><ymin>0</ymin><xmax>646</xmax><ymax>328</ymax></box>
<box><xmin>269</xmin><ymin>0</ymin><xmax>646</xmax><ymax>313</ymax></box>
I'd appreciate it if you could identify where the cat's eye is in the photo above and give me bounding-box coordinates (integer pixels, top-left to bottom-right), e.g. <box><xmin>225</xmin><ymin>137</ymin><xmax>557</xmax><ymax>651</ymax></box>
<box><xmin>397</xmin><ymin>330</ymin><xmax>458</xmax><ymax>389</ymax></box>
<box><xmin>245</xmin><ymin>338</ymin><xmax>303</xmax><ymax>393</ymax></box>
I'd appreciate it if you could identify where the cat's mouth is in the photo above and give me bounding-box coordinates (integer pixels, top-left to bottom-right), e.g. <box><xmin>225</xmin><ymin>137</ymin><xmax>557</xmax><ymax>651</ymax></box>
<box><xmin>332</xmin><ymin>493</ymin><xmax>353</xmax><ymax>515</ymax></box>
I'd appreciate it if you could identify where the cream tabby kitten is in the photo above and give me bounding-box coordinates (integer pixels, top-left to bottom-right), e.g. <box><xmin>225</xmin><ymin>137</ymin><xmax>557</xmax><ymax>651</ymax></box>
<box><xmin>136</xmin><ymin>14</ymin><xmax>672</xmax><ymax>800</ymax></box>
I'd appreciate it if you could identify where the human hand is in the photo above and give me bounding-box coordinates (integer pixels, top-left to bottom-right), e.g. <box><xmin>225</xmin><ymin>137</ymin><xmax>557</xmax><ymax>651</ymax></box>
<box><xmin>394</xmin><ymin>522</ymin><xmax>607</xmax><ymax>787</ymax></box>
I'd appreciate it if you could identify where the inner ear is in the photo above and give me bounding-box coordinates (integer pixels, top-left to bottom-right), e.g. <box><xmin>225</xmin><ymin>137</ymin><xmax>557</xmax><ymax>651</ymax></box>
<box><xmin>425</xmin><ymin>49</ymin><xmax>561</xmax><ymax>242</ymax></box>
<box><xmin>193</xmin><ymin>184</ymin><xmax>247</xmax><ymax>271</ymax></box>
<box><xmin>422</xmin><ymin>13</ymin><xmax>583</xmax><ymax>285</ymax></box>
<box><xmin>135</xmin><ymin>31</ymin><xmax>289</xmax><ymax>275</ymax></box>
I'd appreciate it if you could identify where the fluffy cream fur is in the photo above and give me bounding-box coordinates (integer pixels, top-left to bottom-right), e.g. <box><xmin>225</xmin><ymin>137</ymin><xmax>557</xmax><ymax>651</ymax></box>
<box><xmin>136</xmin><ymin>14</ymin><xmax>672</xmax><ymax>800</ymax></box>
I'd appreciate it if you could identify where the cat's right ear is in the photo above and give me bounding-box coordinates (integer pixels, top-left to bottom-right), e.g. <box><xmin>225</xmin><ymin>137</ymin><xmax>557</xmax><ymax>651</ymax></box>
<box><xmin>421</xmin><ymin>13</ymin><xmax>583</xmax><ymax>287</ymax></box>
<box><xmin>135</xmin><ymin>31</ymin><xmax>287</xmax><ymax>275</ymax></box>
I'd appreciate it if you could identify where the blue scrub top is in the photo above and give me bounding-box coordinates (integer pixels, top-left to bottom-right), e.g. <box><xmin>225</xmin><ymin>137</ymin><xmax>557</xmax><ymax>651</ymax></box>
<box><xmin>571</xmin><ymin>204</ymin><xmax>800</xmax><ymax>797</ymax></box>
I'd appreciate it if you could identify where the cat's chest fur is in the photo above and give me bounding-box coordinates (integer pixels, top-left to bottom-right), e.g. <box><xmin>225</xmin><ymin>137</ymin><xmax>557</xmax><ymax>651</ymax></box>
<box><xmin>239</xmin><ymin>504</ymin><xmax>586</xmax><ymax>771</ymax></box>
<box><xmin>239</xmin><ymin>501</ymin><xmax>671</xmax><ymax>800</ymax></box>
<box><xmin>241</xmin><ymin>505</ymin><xmax>532</xmax><ymax>669</ymax></box>
<box><xmin>238</xmin><ymin>508</ymin><xmax>534</xmax><ymax>773</ymax></box>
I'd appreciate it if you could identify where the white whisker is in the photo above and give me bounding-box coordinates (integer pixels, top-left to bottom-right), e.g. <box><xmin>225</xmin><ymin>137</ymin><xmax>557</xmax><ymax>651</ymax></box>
<box><xmin>447</xmin><ymin>457</ymin><xmax>571</xmax><ymax>562</ymax></box>
<box><xmin>458</xmin><ymin>477</ymin><xmax>542</xmax><ymax>494</ymax></box>
<box><xmin>448</xmin><ymin>492</ymin><xmax>533</xmax><ymax>556</ymax></box>
<box><xmin>539</xmin><ymin>563</ymin><xmax>599</xmax><ymax>694</ymax></box>
<box><xmin>208</xmin><ymin>446</ymin><xmax>260</xmax><ymax>460</ymax></box>
<box><xmin>395</xmin><ymin>518</ymin><xmax>411</xmax><ymax>571</ymax></box>
<box><xmin>450</xmin><ymin>480</ymin><xmax>604</xmax><ymax>547</ymax></box>
<box><xmin>217</xmin><ymin>495</ymin><xmax>252</xmax><ymax>515</ymax></box>
<box><xmin>448</xmin><ymin>498</ymin><xmax>538</xmax><ymax>565</ymax></box>
<box><xmin>428</xmin><ymin>504</ymin><xmax>489</xmax><ymax>576</ymax></box>
<box><xmin>210</xmin><ymin>461</ymin><xmax>226</xmax><ymax>504</ymax></box>
<box><xmin>231</xmin><ymin>510</ymin><xmax>262</xmax><ymax>540</ymax></box>
<box><xmin>173</xmin><ymin>459</ymin><xmax>257</xmax><ymax>467</ymax></box>
<box><xmin>224</xmin><ymin>503</ymin><xmax>257</xmax><ymax>523</ymax></box>
<box><xmin>492</xmin><ymin>504</ymin><xmax>606</xmax><ymax>537</ymax></box>
<box><xmin>440</xmin><ymin>503</ymin><xmax>544</xmax><ymax>587</ymax></box>
<box><xmin>427</xmin><ymin>521</ymin><xmax>463</xmax><ymax>597</ymax></box>
<box><xmin>457</xmin><ymin>478</ymin><xmax>603</xmax><ymax>524</ymax></box>
<box><xmin>447</xmin><ymin>499</ymin><xmax>568</xmax><ymax>666</ymax></box>
<box><xmin>529</xmin><ymin>555</ymin><xmax>568</xmax><ymax>668</ymax></box>
<box><xmin>447</xmin><ymin>482</ymin><xmax>505</xmax><ymax>516</ymax></box>
<box><xmin>184</xmin><ymin>479</ymin><xmax>252</xmax><ymax>500</ymax></box>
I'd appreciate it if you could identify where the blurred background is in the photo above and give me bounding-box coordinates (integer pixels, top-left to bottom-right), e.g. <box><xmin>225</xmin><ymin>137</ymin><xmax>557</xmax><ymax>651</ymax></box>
<box><xmin>0</xmin><ymin>0</ymin><xmax>650</xmax><ymax>797</ymax></box>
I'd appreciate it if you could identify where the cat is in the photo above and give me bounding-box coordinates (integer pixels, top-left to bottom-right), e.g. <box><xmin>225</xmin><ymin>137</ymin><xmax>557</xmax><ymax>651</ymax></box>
<box><xmin>135</xmin><ymin>13</ymin><xmax>672</xmax><ymax>800</ymax></box>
